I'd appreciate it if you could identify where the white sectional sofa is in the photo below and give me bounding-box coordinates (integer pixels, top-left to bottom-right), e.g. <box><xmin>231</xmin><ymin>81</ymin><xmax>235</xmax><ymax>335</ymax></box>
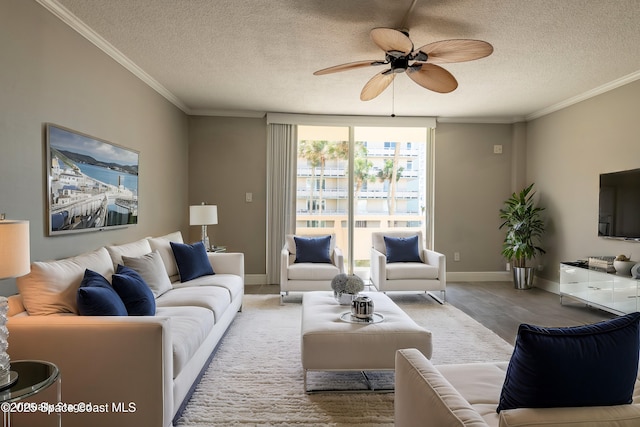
<box><xmin>395</xmin><ymin>348</ymin><xmax>640</xmax><ymax>427</ymax></box>
<box><xmin>7</xmin><ymin>231</ymin><xmax>244</xmax><ymax>427</ymax></box>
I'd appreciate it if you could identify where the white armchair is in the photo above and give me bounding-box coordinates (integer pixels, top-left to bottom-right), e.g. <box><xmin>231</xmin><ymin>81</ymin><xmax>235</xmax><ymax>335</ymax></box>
<box><xmin>280</xmin><ymin>234</ymin><xmax>344</xmax><ymax>302</ymax></box>
<box><xmin>370</xmin><ymin>231</ymin><xmax>446</xmax><ymax>303</ymax></box>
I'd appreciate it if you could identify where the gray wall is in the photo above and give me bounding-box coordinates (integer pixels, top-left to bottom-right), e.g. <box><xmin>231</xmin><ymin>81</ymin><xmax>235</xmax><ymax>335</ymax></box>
<box><xmin>0</xmin><ymin>0</ymin><xmax>189</xmax><ymax>292</ymax></box>
<box><xmin>527</xmin><ymin>79</ymin><xmax>640</xmax><ymax>284</ymax></box>
<box><xmin>434</xmin><ymin>123</ymin><xmax>515</xmax><ymax>273</ymax></box>
<box><xmin>188</xmin><ymin>116</ymin><xmax>267</xmax><ymax>276</ymax></box>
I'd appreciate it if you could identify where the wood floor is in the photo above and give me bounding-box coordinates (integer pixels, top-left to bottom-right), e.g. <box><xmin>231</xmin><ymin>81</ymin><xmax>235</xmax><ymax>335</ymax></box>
<box><xmin>444</xmin><ymin>281</ymin><xmax>615</xmax><ymax>345</ymax></box>
<box><xmin>246</xmin><ymin>282</ymin><xmax>615</xmax><ymax>345</ymax></box>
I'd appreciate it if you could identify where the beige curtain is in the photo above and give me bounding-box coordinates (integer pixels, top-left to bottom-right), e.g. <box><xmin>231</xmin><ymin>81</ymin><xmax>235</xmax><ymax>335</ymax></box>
<box><xmin>266</xmin><ymin>124</ymin><xmax>297</xmax><ymax>285</ymax></box>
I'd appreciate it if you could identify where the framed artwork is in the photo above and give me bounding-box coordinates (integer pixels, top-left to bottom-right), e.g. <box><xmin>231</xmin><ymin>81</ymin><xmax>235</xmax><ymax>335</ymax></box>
<box><xmin>46</xmin><ymin>123</ymin><xmax>139</xmax><ymax>235</ymax></box>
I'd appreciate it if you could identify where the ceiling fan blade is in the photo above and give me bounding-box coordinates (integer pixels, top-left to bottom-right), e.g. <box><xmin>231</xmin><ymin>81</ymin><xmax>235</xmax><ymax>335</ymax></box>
<box><xmin>407</xmin><ymin>63</ymin><xmax>458</xmax><ymax>93</ymax></box>
<box><xmin>360</xmin><ymin>72</ymin><xmax>395</xmax><ymax>101</ymax></box>
<box><xmin>313</xmin><ymin>60</ymin><xmax>384</xmax><ymax>75</ymax></box>
<box><xmin>414</xmin><ymin>39</ymin><xmax>493</xmax><ymax>64</ymax></box>
<box><xmin>370</xmin><ymin>28</ymin><xmax>413</xmax><ymax>56</ymax></box>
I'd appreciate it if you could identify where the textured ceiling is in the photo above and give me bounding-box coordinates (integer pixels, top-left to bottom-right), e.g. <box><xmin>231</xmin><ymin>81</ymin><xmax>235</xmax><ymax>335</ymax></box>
<box><xmin>44</xmin><ymin>0</ymin><xmax>640</xmax><ymax>121</ymax></box>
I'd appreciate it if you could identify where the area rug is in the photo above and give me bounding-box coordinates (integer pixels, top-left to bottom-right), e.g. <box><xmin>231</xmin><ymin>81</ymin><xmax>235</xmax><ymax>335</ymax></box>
<box><xmin>175</xmin><ymin>293</ymin><xmax>514</xmax><ymax>426</ymax></box>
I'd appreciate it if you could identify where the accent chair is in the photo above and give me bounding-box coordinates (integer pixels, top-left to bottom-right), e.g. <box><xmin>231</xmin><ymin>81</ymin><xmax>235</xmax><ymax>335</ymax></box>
<box><xmin>370</xmin><ymin>231</ymin><xmax>446</xmax><ymax>303</ymax></box>
<box><xmin>280</xmin><ymin>234</ymin><xmax>344</xmax><ymax>302</ymax></box>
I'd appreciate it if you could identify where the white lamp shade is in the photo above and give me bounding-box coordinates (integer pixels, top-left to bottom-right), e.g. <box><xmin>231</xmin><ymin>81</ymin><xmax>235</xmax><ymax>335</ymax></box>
<box><xmin>0</xmin><ymin>220</ymin><xmax>30</xmax><ymax>279</ymax></box>
<box><xmin>189</xmin><ymin>205</ymin><xmax>218</xmax><ymax>226</ymax></box>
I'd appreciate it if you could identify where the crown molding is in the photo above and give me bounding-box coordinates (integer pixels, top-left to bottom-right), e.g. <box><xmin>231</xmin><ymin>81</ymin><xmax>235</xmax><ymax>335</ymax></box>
<box><xmin>436</xmin><ymin>116</ymin><xmax>525</xmax><ymax>124</ymax></box>
<box><xmin>526</xmin><ymin>70</ymin><xmax>640</xmax><ymax>121</ymax></box>
<box><xmin>189</xmin><ymin>109</ymin><xmax>267</xmax><ymax>118</ymax></box>
<box><xmin>36</xmin><ymin>0</ymin><xmax>191</xmax><ymax>114</ymax></box>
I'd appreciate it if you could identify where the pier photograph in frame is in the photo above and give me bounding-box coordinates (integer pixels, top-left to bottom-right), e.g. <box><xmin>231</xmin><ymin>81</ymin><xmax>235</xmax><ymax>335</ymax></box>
<box><xmin>46</xmin><ymin>124</ymin><xmax>139</xmax><ymax>235</ymax></box>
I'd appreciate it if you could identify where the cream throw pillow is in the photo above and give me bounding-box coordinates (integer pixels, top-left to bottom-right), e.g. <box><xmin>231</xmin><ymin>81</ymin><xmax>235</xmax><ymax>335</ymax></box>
<box><xmin>122</xmin><ymin>250</ymin><xmax>172</xmax><ymax>298</ymax></box>
<box><xmin>17</xmin><ymin>247</ymin><xmax>114</xmax><ymax>316</ymax></box>
<box><xmin>147</xmin><ymin>231</ymin><xmax>183</xmax><ymax>282</ymax></box>
<box><xmin>105</xmin><ymin>238</ymin><xmax>152</xmax><ymax>269</ymax></box>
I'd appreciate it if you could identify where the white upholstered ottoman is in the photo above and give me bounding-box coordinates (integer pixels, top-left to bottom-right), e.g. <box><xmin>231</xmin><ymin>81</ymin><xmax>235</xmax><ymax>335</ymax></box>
<box><xmin>301</xmin><ymin>291</ymin><xmax>432</xmax><ymax>391</ymax></box>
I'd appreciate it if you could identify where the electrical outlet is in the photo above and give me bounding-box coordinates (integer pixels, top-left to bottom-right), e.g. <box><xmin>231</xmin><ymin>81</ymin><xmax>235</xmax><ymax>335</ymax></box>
<box><xmin>493</xmin><ymin>144</ymin><xmax>503</xmax><ymax>154</ymax></box>
<box><xmin>245</xmin><ymin>192</ymin><xmax>253</xmax><ymax>202</ymax></box>
<box><xmin>454</xmin><ymin>252</ymin><xmax>460</xmax><ymax>262</ymax></box>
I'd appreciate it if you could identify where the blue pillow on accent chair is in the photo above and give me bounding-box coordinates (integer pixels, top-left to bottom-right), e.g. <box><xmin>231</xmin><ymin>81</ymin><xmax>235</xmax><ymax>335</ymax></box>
<box><xmin>384</xmin><ymin>235</ymin><xmax>422</xmax><ymax>263</ymax></box>
<box><xmin>294</xmin><ymin>235</ymin><xmax>332</xmax><ymax>263</ymax></box>
<box><xmin>497</xmin><ymin>311</ymin><xmax>640</xmax><ymax>413</ymax></box>
<box><xmin>112</xmin><ymin>265</ymin><xmax>156</xmax><ymax>316</ymax></box>
<box><xmin>77</xmin><ymin>269</ymin><xmax>128</xmax><ymax>316</ymax></box>
<box><xmin>170</xmin><ymin>241</ymin><xmax>215</xmax><ymax>282</ymax></box>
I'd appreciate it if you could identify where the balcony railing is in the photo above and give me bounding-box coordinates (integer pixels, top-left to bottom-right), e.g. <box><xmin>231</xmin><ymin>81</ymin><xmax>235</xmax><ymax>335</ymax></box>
<box><xmin>297</xmin><ymin>189</ymin><xmax>419</xmax><ymax>199</ymax></box>
<box><xmin>294</xmin><ymin>213</ymin><xmax>427</xmax><ymax>261</ymax></box>
<box><xmin>297</xmin><ymin>166</ymin><xmax>346</xmax><ymax>177</ymax></box>
<box><xmin>296</xmin><ymin>209</ymin><xmax>422</xmax><ymax>215</ymax></box>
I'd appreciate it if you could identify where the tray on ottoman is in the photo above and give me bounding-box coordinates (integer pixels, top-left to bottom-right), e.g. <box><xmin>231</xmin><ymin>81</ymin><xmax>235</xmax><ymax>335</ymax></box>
<box><xmin>301</xmin><ymin>291</ymin><xmax>432</xmax><ymax>392</ymax></box>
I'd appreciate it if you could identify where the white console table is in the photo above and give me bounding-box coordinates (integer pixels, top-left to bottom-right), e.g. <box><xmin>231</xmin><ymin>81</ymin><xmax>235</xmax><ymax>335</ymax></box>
<box><xmin>560</xmin><ymin>262</ymin><xmax>639</xmax><ymax>315</ymax></box>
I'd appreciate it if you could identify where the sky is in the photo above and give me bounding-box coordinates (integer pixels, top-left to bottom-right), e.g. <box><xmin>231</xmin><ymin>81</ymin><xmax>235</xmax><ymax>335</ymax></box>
<box><xmin>48</xmin><ymin>125</ymin><xmax>139</xmax><ymax>166</ymax></box>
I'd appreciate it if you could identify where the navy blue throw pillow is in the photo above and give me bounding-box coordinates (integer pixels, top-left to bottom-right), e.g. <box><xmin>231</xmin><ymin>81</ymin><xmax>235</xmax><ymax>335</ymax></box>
<box><xmin>294</xmin><ymin>235</ymin><xmax>332</xmax><ymax>263</ymax></box>
<box><xmin>497</xmin><ymin>311</ymin><xmax>640</xmax><ymax>413</ymax></box>
<box><xmin>112</xmin><ymin>265</ymin><xmax>156</xmax><ymax>316</ymax></box>
<box><xmin>384</xmin><ymin>235</ymin><xmax>422</xmax><ymax>263</ymax></box>
<box><xmin>77</xmin><ymin>269</ymin><xmax>128</xmax><ymax>316</ymax></box>
<box><xmin>170</xmin><ymin>241</ymin><xmax>215</xmax><ymax>282</ymax></box>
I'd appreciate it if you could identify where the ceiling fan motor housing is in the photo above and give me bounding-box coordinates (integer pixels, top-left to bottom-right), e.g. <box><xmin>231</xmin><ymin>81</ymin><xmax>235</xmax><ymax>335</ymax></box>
<box><xmin>387</xmin><ymin>55</ymin><xmax>409</xmax><ymax>73</ymax></box>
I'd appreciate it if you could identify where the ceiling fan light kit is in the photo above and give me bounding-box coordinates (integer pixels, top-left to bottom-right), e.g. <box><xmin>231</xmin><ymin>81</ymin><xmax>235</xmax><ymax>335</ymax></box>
<box><xmin>314</xmin><ymin>27</ymin><xmax>493</xmax><ymax>102</ymax></box>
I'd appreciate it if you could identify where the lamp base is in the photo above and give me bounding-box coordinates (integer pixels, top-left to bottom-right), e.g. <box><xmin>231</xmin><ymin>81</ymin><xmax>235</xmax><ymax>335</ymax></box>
<box><xmin>0</xmin><ymin>370</ymin><xmax>18</xmax><ymax>391</ymax></box>
<box><xmin>0</xmin><ymin>296</ymin><xmax>17</xmax><ymax>391</ymax></box>
<box><xmin>201</xmin><ymin>225</ymin><xmax>211</xmax><ymax>251</ymax></box>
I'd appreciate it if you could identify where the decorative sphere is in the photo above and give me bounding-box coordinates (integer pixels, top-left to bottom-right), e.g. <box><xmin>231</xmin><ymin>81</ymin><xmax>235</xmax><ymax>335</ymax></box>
<box><xmin>344</xmin><ymin>275</ymin><xmax>364</xmax><ymax>294</ymax></box>
<box><xmin>331</xmin><ymin>273</ymin><xmax>364</xmax><ymax>294</ymax></box>
<box><xmin>331</xmin><ymin>274</ymin><xmax>348</xmax><ymax>293</ymax></box>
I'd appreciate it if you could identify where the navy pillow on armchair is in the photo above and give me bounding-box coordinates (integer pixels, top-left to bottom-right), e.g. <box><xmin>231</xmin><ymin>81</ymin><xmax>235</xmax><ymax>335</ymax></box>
<box><xmin>497</xmin><ymin>311</ymin><xmax>640</xmax><ymax>412</ymax></box>
<box><xmin>294</xmin><ymin>235</ymin><xmax>332</xmax><ymax>263</ymax></box>
<box><xmin>384</xmin><ymin>235</ymin><xmax>422</xmax><ymax>263</ymax></box>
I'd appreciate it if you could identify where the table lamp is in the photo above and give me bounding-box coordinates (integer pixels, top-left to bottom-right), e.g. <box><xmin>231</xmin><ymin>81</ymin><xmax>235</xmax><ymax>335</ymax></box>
<box><xmin>0</xmin><ymin>216</ymin><xmax>30</xmax><ymax>390</ymax></box>
<box><xmin>189</xmin><ymin>203</ymin><xmax>218</xmax><ymax>250</ymax></box>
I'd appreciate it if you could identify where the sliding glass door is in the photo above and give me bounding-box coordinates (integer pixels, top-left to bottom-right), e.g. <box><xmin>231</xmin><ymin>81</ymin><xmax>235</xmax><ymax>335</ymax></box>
<box><xmin>296</xmin><ymin>125</ymin><xmax>431</xmax><ymax>278</ymax></box>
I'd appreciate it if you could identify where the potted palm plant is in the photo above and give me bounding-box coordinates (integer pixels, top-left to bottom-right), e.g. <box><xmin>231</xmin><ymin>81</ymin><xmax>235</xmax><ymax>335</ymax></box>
<box><xmin>499</xmin><ymin>183</ymin><xmax>546</xmax><ymax>289</ymax></box>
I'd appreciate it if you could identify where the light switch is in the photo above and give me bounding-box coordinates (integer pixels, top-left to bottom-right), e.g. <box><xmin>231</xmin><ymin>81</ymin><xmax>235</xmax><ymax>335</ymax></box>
<box><xmin>245</xmin><ymin>192</ymin><xmax>253</xmax><ymax>202</ymax></box>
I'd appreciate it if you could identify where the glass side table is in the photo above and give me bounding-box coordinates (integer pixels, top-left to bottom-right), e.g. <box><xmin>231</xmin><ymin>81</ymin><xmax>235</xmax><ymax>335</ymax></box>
<box><xmin>0</xmin><ymin>360</ymin><xmax>61</xmax><ymax>426</ymax></box>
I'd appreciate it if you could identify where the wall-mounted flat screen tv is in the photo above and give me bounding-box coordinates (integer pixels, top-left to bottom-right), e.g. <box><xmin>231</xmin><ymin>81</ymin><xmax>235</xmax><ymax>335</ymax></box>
<box><xmin>598</xmin><ymin>168</ymin><xmax>640</xmax><ymax>241</ymax></box>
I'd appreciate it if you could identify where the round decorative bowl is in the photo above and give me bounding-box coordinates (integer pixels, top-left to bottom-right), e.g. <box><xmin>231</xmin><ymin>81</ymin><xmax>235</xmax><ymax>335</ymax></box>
<box><xmin>334</xmin><ymin>292</ymin><xmax>356</xmax><ymax>305</ymax></box>
<box><xmin>613</xmin><ymin>260</ymin><xmax>635</xmax><ymax>276</ymax></box>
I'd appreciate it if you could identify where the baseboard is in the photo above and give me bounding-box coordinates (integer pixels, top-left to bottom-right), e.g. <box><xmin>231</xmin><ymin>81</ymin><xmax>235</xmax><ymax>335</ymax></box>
<box><xmin>447</xmin><ymin>271</ymin><xmax>511</xmax><ymax>282</ymax></box>
<box><xmin>532</xmin><ymin>277</ymin><xmax>560</xmax><ymax>295</ymax></box>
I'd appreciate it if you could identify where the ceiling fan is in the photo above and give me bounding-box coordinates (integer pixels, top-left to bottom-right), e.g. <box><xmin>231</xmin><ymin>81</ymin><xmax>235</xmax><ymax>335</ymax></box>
<box><xmin>313</xmin><ymin>27</ymin><xmax>493</xmax><ymax>101</ymax></box>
